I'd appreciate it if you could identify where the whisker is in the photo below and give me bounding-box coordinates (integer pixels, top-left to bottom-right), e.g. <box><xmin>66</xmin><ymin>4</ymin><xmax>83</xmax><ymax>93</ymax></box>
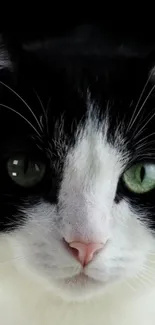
<box><xmin>39</xmin><ymin>115</ymin><xmax>44</xmax><ymax>129</ymax></box>
<box><xmin>0</xmin><ymin>81</ymin><xmax>43</xmax><ymax>133</ymax></box>
<box><xmin>133</xmin><ymin>107</ymin><xmax>155</xmax><ymax>140</ymax></box>
<box><xmin>46</xmin><ymin>96</ymin><xmax>52</xmax><ymax>116</ymax></box>
<box><xmin>133</xmin><ymin>155</ymin><xmax>155</xmax><ymax>161</ymax></box>
<box><xmin>147</xmin><ymin>260</ymin><xmax>155</xmax><ymax>265</ymax></box>
<box><xmin>139</xmin><ymin>271</ymin><xmax>155</xmax><ymax>286</ymax></box>
<box><xmin>33</xmin><ymin>89</ymin><xmax>49</xmax><ymax>134</ymax></box>
<box><xmin>134</xmin><ymin>109</ymin><xmax>155</xmax><ymax>139</ymax></box>
<box><xmin>135</xmin><ymin>265</ymin><xmax>155</xmax><ymax>284</ymax></box>
<box><xmin>127</xmin><ymin>73</ymin><xmax>153</xmax><ymax>132</ymax></box>
<box><xmin>134</xmin><ymin>132</ymin><xmax>155</xmax><ymax>147</ymax></box>
<box><xmin>46</xmin><ymin>148</ymin><xmax>53</xmax><ymax>160</ymax></box>
<box><xmin>135</xmin><ymin>142</ymin><xmax>155</xmax><ymax>153</ymax></box>
<box><xmin>0</xmin><ymin>103</ymin><xmax>41</xmax><ymax>137</ymax></box>
<box><xmin>0</xmin><ymin>252</ymin><xmax>35</xmax><ymax>266</ymax></box>
<box><xmin>141</xmin><ymin>264</ymin><xmax>155</xmax><ymax>274</ymax></box>
<box><xmin>124</xmin><ymin>279</ymin><xmax>137</xmax><ymax>292</ymax></box>
<box><xmin>135</xmin><ymin>143</ymin><xmax>155</xmax><ymax>150</ymax></box>
<box><xmin>131</xmin><ymin>85</ymin><xmax>155</xmax><ymax>137</ymax></box>
<box><xmin>135</xmin><ymin>275</ymin><xmax>149</xmax><ymax>288</ymax></box>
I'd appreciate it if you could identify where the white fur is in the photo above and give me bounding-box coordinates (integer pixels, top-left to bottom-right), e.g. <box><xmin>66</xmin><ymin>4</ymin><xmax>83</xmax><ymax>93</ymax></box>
<box><xmin>1</xmin><ymin>115</ymin><xmax>155</xmax><ymax>324</ymax></box>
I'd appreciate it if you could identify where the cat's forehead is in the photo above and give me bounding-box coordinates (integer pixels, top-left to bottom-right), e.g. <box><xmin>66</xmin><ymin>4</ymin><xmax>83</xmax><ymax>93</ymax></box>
<box><xmin>63</xmin><ymin>110</ymin><xmax>127</xmax><ymax>183</ymax></box>
<box><xmin>0</xmin><ymin>34</ymin><xmax>155</xmax><ymax>168</ymax></box>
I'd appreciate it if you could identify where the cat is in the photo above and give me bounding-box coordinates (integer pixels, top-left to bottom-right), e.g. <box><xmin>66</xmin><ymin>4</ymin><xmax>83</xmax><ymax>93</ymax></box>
<box><xmin>0</xmin><ymin>27</ymin><xmax>155</xmax><ymax>324</ymax></box>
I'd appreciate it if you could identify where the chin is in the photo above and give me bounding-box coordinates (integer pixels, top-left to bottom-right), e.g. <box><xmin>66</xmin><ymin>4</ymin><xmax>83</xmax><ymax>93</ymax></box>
<box><xmin>49</xmin><ymin>273</ymin><xmax>114</xmax><ymax>302</ymax></box>
<box><xmin>46</xmin><ymin>263</ymin><xmax>141</xmax><ymax>302</ymax></box>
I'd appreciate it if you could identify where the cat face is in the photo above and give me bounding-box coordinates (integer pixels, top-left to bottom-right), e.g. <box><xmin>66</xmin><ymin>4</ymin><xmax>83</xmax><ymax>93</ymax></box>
<box><xmin>1</xmin><ymin>31</ymin><xmax>155</xmax><ymax>301</ymax></box>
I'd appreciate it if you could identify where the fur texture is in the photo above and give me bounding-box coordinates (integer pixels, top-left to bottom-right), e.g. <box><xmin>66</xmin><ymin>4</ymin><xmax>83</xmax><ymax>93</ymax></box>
<box><xmin>0</xmin><ymin>28</ymin><xmax>155</xmax><ymax>324</ymax></box>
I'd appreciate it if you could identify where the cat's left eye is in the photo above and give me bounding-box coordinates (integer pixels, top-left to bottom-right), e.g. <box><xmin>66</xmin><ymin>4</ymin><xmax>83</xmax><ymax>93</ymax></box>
<box><xmin>123</xmin><ymin>163</ymin><xmax>155</xmax><ymax>194</ymax></box>
<box><xmin>7</xmin><ymin>155</ymin><xmax>46</xmax><ymax>188</ymax></box>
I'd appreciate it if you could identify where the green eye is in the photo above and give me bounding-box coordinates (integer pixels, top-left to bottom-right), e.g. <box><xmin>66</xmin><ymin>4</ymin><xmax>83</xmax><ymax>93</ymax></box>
<box><xmin>7</xmin><ymin>155</ymin><xmax>46</xmax><ymax>188</ymax></box>
<box><xmin>123</xmin><ymin>163</ymin><xmax>155</xmax><ymax>193</ymax></box>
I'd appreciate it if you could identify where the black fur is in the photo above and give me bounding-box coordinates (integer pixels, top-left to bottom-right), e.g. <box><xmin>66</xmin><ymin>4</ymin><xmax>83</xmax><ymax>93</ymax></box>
<box><xmin>1</xmin><ymin>27</ymin><xmax>155</xmax><ymax>231</ymax></box>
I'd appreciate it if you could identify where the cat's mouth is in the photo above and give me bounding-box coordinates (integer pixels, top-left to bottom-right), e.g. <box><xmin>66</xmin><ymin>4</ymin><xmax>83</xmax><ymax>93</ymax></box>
<box><xmin>64</xmin><ymin>272</ymin><xmax>102</xmax><ymax>286</ymax></box>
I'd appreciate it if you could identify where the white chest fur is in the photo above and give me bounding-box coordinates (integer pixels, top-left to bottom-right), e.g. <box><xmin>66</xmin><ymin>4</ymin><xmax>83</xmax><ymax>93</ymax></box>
<box><xmin>0</xmin><ymin>267</ymin><xmax>155</xmax><ymax>325</ymax></box>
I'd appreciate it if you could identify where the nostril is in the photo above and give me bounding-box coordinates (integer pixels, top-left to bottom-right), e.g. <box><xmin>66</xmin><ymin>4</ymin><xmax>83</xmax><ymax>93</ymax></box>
<box><xmin>68</xmin><ymin>245</ymin><xmax>80</xmax><ymax>259</ymax></box>
<box><xmin>63</xmin><ymin>239</ymin><xmax>80</xmax><ymax>259</ymax></box>
<box><xmin>63</xmin><ymin>238</ymin><xmax>104</xmax><ymax>266</ymax></box>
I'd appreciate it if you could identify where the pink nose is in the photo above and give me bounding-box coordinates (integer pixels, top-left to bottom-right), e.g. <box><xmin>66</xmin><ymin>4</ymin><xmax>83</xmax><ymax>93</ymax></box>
<box><xmin>68</xmin><ymin>241</ymin><xmax>104</xmax><ymax>266</ymax></box>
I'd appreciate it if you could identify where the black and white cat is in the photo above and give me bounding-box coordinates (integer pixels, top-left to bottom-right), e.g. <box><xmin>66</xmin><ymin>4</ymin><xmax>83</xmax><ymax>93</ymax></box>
<box><xmin>1</xmin><ymin>28</ymin><xmax>155</xmax><ymax>324</ymax></box>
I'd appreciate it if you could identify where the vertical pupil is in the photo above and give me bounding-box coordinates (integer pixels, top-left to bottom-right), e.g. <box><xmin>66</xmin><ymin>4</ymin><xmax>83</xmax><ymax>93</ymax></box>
<box><xmin>140</xmin><ymin>166</ymin><xmax>145</xmax><ymax>182</ymax></box>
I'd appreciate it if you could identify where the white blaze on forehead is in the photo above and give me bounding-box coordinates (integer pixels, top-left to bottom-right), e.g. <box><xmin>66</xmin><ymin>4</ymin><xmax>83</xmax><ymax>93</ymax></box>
<box><xmin>59</xmin><ymin>115</ymin><xmax>128</xmax><ymax>242</ymax></box>
<box><xmin>63</xmin><ymin>116</ymin><xmax>126</xmax><ymax>197</ymax></box>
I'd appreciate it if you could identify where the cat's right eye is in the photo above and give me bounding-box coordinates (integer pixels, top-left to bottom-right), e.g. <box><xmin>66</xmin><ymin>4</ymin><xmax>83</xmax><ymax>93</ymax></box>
<box><xmin>7</xmin><ymin>155</ymin><xmax>46</xmax><ymax>188</ymax></box>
